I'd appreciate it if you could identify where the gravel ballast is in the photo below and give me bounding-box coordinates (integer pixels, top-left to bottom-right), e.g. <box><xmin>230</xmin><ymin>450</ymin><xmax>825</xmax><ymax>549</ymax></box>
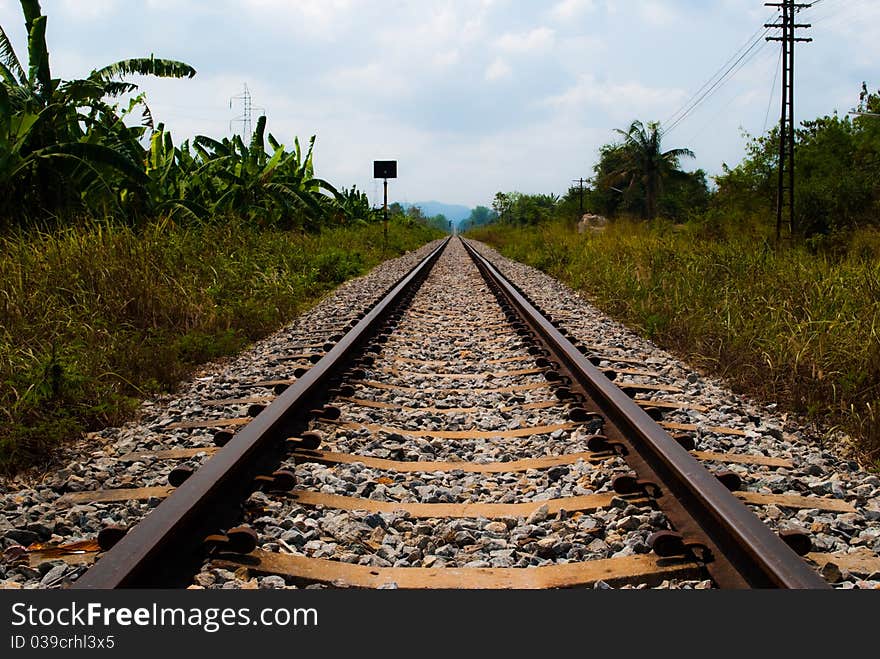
<box><xmin>2</xmin><ymin>236</ymin><xmax>878</xmax><ymax>590</ymax></box>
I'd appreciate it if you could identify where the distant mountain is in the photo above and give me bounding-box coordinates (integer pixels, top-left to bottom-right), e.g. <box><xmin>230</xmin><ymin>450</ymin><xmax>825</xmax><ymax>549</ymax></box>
<box><xmin>401</xmin><ymin>201</ymin><xmax>472</xmax><ymax>223</ymax></box>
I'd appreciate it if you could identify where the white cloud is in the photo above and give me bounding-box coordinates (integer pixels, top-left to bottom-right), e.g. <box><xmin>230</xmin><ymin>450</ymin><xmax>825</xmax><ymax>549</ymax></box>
<box><xmin>496</xmin><ymin>27</ymin><xmax>556</xmax><ymax>54</ymax></box>
<box><xmin>324</xmin><ymin>62</ymin><xmax>409</xmax><ymax>96</ymax></box>
<box><xmin>145</xmin><ymin>0</ymin><xmax>184</xmax><ymax>9</ymax></box>
<box><xmin>550</xmin><ymin>0</ymin><xmax>595</xmax><ymax>21</ymax></box>
<box><xmin>637</xmin><ymin>0</ymin><xmax>679</xmax><ymax>27</ymax></box>
<box><xmin>237</xmin><ymin>0</ymin><xmax>356</xmax><ymax>38</ymax></box>
<box><xmin>58</xmin><ymin>0</ymin><xmax>120</xmax><ymax>19</ymax></box>
<box><xmin>543</xmin><ymin>74</ymin><xmax>687</xmax><ymax>123</ymax></box>
<box><xmin>432</xmin><ymin>50</ymin><xmax>460</xmax><ymax>71</ymax></box>
<box><xmin>485</xmin><ymin>57</ymin><xmax>512</xmax><ymax>82</ymax></box>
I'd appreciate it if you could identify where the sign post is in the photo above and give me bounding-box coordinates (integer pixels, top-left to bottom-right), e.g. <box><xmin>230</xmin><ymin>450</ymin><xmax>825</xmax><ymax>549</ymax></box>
<box><xmin>373</xmin><ymin>160</ymin><xmax>397</xmax><ymax>250</ymax></box>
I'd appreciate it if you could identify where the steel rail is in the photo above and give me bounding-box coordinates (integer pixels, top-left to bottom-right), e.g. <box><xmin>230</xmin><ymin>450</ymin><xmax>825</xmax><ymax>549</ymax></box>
<box><xmin>73</xmin><ymin>237</ymin><xmax>451</xmax><ymax>588</ymax></box>
<box><xmin>462</xmin><ymin>237</ymin><xmax>828</xmax><ymax>589</ymax></box>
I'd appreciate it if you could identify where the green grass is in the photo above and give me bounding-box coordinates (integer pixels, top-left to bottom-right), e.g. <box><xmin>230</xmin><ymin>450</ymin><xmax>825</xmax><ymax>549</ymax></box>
<box><xmin>0</xmin><ymin>218</ymin><xmax>440</xmax><ymax>474</ymax></box>
<box><xmin>470</xmin><ymin>220</ymin><xmax>880</xmax><ymax>465</ymax></box>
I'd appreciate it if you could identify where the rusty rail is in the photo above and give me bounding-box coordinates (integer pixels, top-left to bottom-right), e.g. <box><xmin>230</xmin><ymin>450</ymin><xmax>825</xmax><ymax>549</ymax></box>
<box><xmin>73</xmin><ymin>238</ymin><xmax>450</xmax><ymax>588</ymax></box>
<box><xmin>461</xmin><ymin>238</ymin><xmax>828</xmax><ymax>589</ymax></box>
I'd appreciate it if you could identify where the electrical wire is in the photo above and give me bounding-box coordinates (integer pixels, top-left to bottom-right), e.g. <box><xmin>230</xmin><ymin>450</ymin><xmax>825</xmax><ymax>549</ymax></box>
<box><xmin>682</xmin><ymin>45</ymin><xmax>780</xmax><ymax>146</ymax></box>
<box><xmin>763</xmin><ymin>48</ymin><xmax>783</xmax><ymax>134</ymax></box>
<box><xmin>662</xmin><ymin>12</ymin><xmax>777</xmax><ymax>131</ymax></box>
<box><xmin>664</xmin><ymin>34</ymin><xmax>772</xmax><ymax>136</ymax></box>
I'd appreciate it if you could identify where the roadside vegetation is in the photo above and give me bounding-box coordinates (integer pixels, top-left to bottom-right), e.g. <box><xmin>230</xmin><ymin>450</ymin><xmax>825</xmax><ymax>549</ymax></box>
<box><xmin>468</xmin><ymin>87</ymin><xmax>880</xmax><ymax>465</ymax></box>
<box><xmin>0</xmin><ymin>220</ymin><xmax>436</xmax><ymax>474</ymax></box>
<box><xmin>0</xmin><ymin>2</ymin><xmax>442</xmax><ymax>473</ymax></box>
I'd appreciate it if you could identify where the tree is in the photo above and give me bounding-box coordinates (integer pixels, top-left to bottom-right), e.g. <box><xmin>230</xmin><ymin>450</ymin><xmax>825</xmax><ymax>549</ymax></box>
<box><xmin>465</xmin><ymin>205</ymin><xmax>496</xmax><ymax>228</ymax></box>
<box><xmin>658</xmin><ymin>169</ymin><xmax>710</xmax><ymax>220</ymax></box>
<box><xmin>492</xmin><ymin>192</ymin><xmax>510</xmax><ymax>222</ymax></box>
<box><xmin>0</xmin><ymin>0</ymin><xmax>195</xmax><ymax>224</ymax></box>
<box><xmin>605</xmin><ymin>120</ymin><xmax>695</xmax><ymax>220</ymax></box>
<box><xmin>714</xmin><ymin>83</ymin><xmax>880</xmax><ymax>236</ymax></box>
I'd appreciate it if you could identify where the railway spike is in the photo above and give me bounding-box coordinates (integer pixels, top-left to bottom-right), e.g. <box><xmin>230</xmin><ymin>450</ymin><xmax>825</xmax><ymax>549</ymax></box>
<box><xmin>97</xmin><ymin>526</ymin><xmax>128</xmax><ymax>552</ymax></box>
<box><xmin>213</xmin><ymin>429</ymin><xmax>235</xmax><ymax>447</ymax></box>
<box><xmin>273</xmin><ymin>383</ymin><xmax>289</xmax><ymax>395</ymax></box>
<box><xmin>290</xmin><ymin>431</ymin><xmax>323</xmax><ymax>451</ymax></box>
<box><xmin>311</xmin><ymin>405</ymin><xmax>341</xmax><ymax>421</ymax></box>
<box><xmin>567</xmin><ymin>393</ymin><xmax>588</xmax><ymax>406</ymax></box>
<box><xmin>247</xmin><ymin>403</ymin><xmax>266</xmax><ymax>418</ymax></box>
<box><xmin>294</xmin><ymin>367</ymin><xmax>311</xmax><ymax>378</ymax></box>
<box><xmin>337</xmin><ymin>384</ymin><xmax>356</xmax><ymax>397</ymax></box>
<box><xmin>544</xmin><ymin>371</ymin><xmax>572</xmax><ymax>386</ymax></box>
<box><xmin>648</xmin><ymin>531</ymin><xmax>713</xmax><ymax>563</ymax></box>
<box><xmin>612</xmin><ymin>474</ymin><xmax>661</xmax><ymax>499</ymax></box>
<box><xmin>568</xmin><ymin>407</ymin><xmax>601</xmax><ymax>423</ymax></box>
<box><xmin>554</xmin><ymin>386</ymin><xmax>575</xmax><ymax>401</ymax></box>
<box><xmin>535</xmin><ymin>357</ymin><xmax>560</xmax><ymax>369</ymax></box>
<box><xmin>672</xmin><ymin>433</ymin><xmax>697</xmax><ymax>451</ymax></box>
<box><xmin>714</xmin><ymin>470</ymin><xmax>743</xmax><ymax>492</ymax></box>
<box><xmin>168</xmin><ymin>465</ymin><xmax>195</xmax><ymax>487</ymax></box>
<box><xmin>254</xmin><ymin>470</ymin><xmax>297</xmax><ymax>493</ymax></box>
<box><xmin>203</xmin><ymin>526</ymin><xmax>258</xmax><ymax>555</ymax></box>
<box><xmin>587</xmin><ymin>435</ymin><xmax>628</xmax><ymax>456</ymax></box>
<box><xmin>778</xmin><ymin>529</ymin><xmax>813</xmax><ymax>556</ymax></box>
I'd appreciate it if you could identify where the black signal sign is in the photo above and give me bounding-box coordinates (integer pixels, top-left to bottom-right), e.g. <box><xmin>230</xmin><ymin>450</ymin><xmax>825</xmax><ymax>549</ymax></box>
<box><xmin>373</xmin><ymin>160</ymin><xmax>397</xmax><ymax>179</ymax></box>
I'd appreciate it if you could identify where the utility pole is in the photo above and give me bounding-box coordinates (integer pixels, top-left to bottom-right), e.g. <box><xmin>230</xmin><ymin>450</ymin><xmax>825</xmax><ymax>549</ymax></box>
<box><xmin>765</xmin><ymin>1</ymin><xmax>811</xmax><ymax>240</ymax></box>
<box><xmin>572</xmin><ymin>178</ymin><xmax>586</xmax><ymax>219</ymax></box>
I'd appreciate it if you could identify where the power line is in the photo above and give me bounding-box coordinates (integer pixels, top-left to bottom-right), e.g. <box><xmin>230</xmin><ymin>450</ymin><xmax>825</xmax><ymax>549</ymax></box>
<box><xmin>681</xmin><ymin>45</ymin><xmax>779</xmax><ymax>147</ymax></box>
<box><xmin>763</xmin><ymin>48</ymin><xmax>783</xmax><ymax>134</ymax></box>
<box><xmin>662</xmin><ymin>12</ymin><xmax>777</xmax><ymax>133</ymax></box>
<box><xmin>664</xmin><ymin>33</ymin><xmax>772</xmax><ymax>136</ymax></box>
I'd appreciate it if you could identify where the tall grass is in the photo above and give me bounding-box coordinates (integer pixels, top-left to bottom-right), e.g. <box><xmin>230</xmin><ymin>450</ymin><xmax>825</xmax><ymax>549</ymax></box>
<box><xmin>0</xmin><ymin>219</ymin><xmax>439</xmax><ymax>474</ymax></box>
<box><xmin>471</xmin><ymin>220</ymin><xmax>880</xmax><ymax>464</ymax></box>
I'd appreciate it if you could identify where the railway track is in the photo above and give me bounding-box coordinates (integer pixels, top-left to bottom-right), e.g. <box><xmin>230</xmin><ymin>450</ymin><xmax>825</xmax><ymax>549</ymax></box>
<box><xmin>9</xmin><ymin>237</ymin><xmax>880</xmax><ymax>589</ymax></box>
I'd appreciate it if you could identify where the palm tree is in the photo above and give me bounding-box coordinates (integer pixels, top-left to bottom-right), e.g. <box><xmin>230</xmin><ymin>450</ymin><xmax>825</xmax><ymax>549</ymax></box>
<box><xmin>608</xmin><ymin>120</ymin><xmax>695</xmax><ymax>220</ymax></box>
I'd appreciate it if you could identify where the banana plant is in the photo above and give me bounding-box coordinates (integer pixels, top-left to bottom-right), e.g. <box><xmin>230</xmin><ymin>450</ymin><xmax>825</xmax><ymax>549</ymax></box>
<box><xmin>335</xmin><ymin>185</ymin><xmax>379</xmax><ymax>225</ymax></box>
<box><xmin>1</xmin><ymin>0</ymin><xmax>359</xmax><ymax>232</ymax></box>
<box><xmin>193</xmin><ymin>116</ymin><xmax>339</xmax><ymax>228</ymax></box>
<box><xmin>0</xmin><ymin>0</ymin><xmax>195</xmax><ymax>223</ymax></box>
<box><xmin>139</xmin><ymin>124</ymin><xmax>209</xmax><ymax>222</ymax></box>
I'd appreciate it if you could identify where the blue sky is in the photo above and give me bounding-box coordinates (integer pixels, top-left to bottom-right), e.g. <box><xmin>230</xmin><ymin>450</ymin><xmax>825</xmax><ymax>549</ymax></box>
<box><xmin>1</xmin><ymin>0</ymin><xmax>877</xmax><ymax>208</ymax></box>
